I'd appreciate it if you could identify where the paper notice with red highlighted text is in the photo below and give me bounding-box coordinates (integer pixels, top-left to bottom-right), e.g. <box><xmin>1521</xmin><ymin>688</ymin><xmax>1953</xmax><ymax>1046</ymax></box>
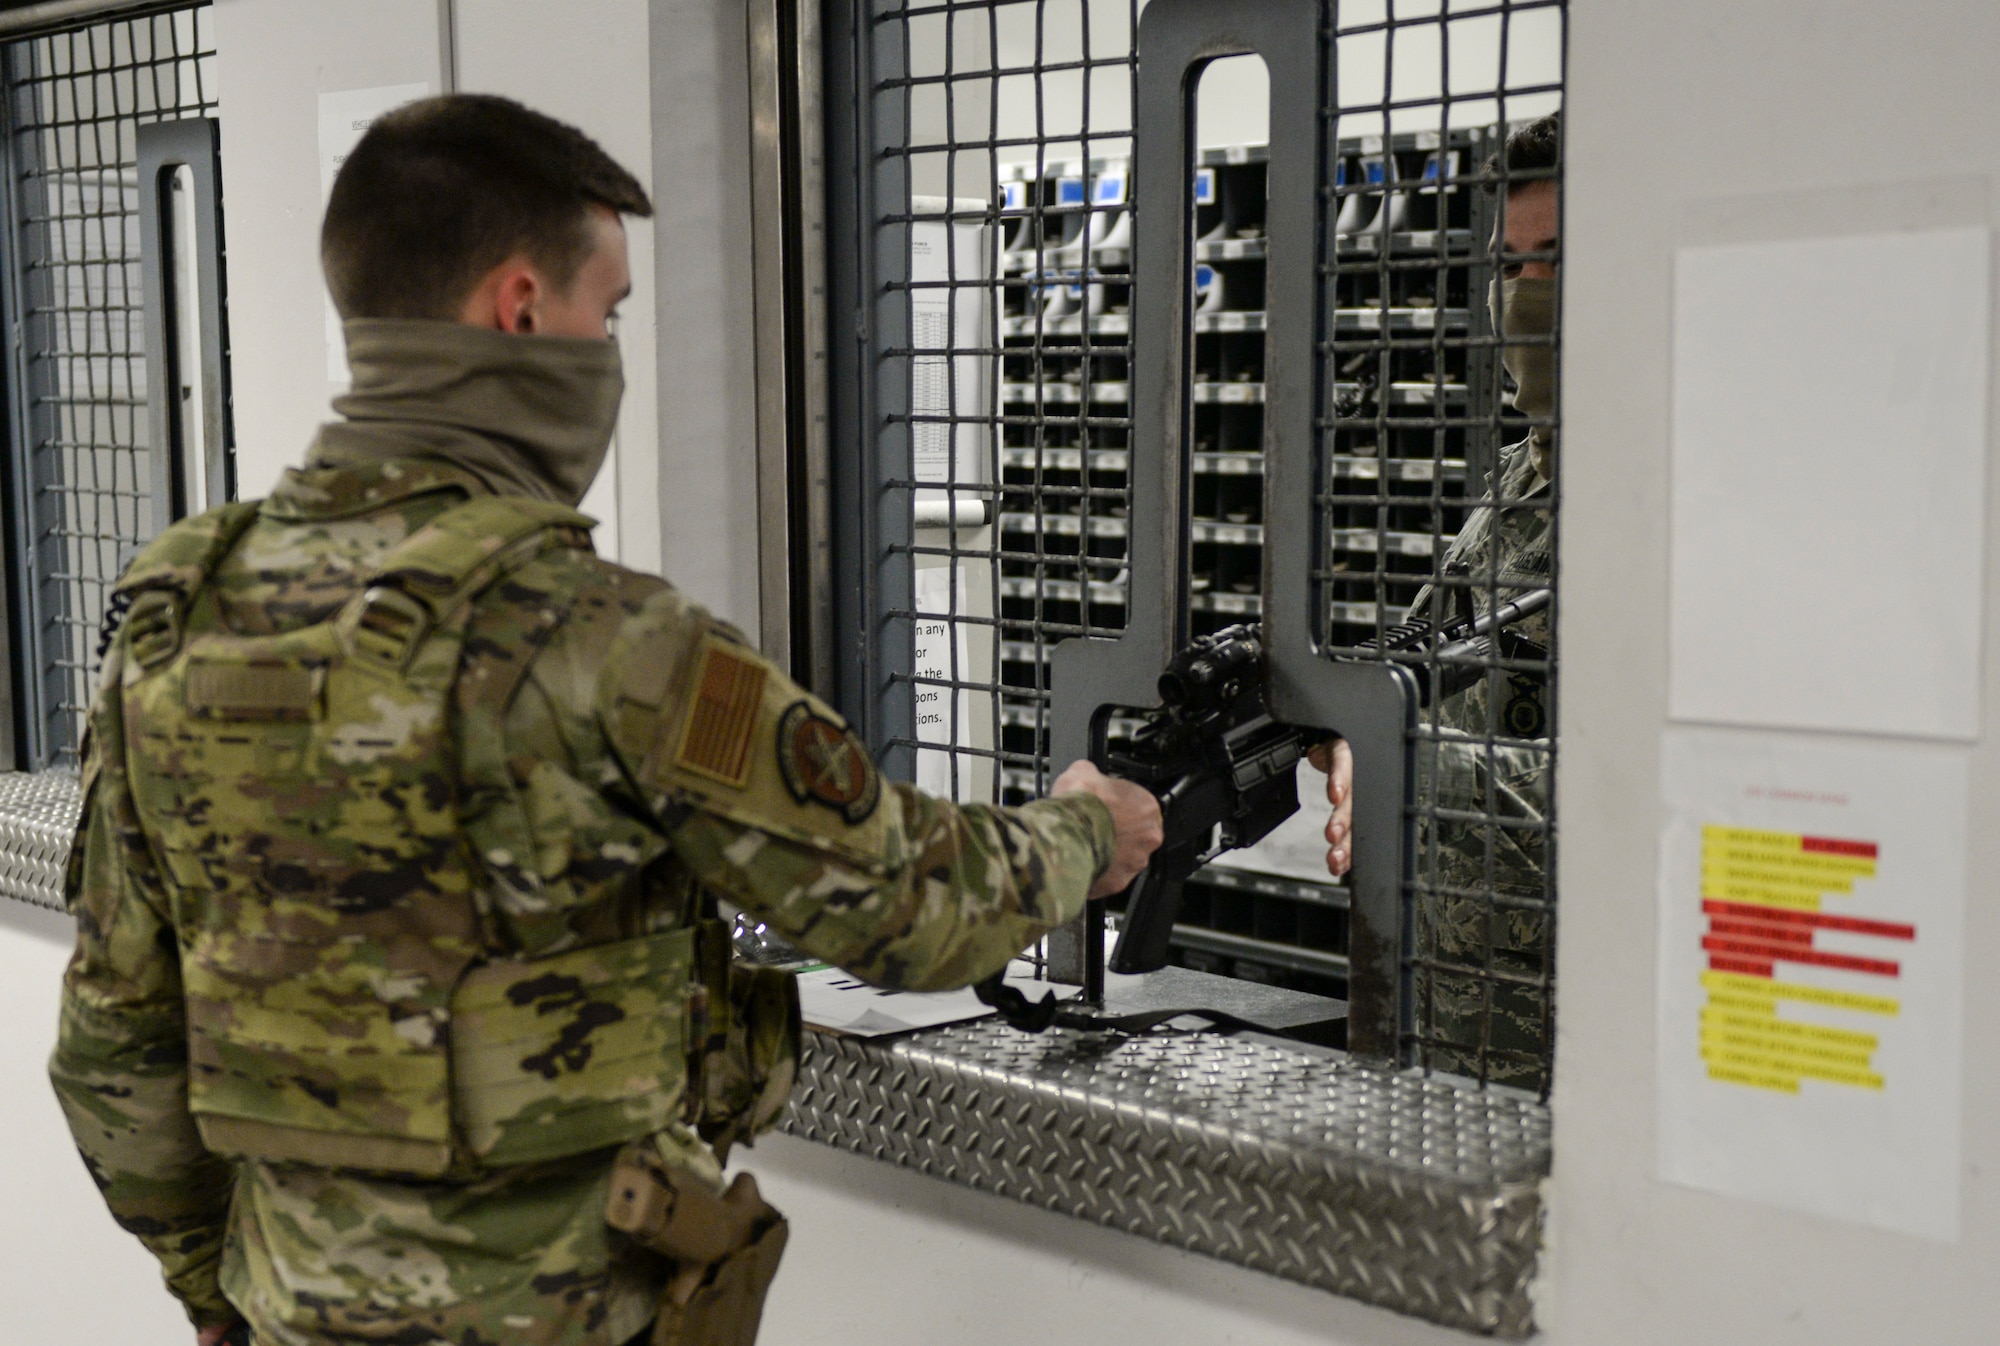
<box><xmin>1656</xmin><ymin>726</ymin><xmax>1967</xmax><ymax>1241</ymax></box>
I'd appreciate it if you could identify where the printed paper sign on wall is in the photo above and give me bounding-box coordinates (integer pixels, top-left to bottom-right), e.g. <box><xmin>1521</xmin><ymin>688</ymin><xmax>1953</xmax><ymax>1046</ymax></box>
<box><xmin>1656</xmin><ymin>726</ymin><xmax>1967</xmax><ymax>1241</ymax></box>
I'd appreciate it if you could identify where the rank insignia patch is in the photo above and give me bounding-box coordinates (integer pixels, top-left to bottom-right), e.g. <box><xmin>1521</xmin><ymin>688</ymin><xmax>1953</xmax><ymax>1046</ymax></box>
<box><xmin>674</xmin><ymin>639</ymin><xmax>767</xmax><ymax>787</ymax></box>
<box><xmin>777</xmin><ymin>701</ymin><xmax>880</xmax><ymax>824</ymax></box>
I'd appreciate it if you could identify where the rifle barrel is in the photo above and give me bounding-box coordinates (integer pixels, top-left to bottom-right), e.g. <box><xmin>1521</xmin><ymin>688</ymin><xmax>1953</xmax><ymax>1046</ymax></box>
<box><xmin>1468</xmin><ymin>586</ymin><xmax>1551</xmax><ymax>639</ymax></box>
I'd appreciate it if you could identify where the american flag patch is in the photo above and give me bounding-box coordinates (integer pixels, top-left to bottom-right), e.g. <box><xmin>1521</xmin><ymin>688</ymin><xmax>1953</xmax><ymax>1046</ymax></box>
<box><xmin>673</xmin><ymin>639</ymin><xmax>767</xmax><ymax>787</ymax></box>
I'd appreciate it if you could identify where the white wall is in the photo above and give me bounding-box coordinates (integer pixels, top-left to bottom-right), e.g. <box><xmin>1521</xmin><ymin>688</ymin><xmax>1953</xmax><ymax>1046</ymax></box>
<box><xmin>213</xmin><ymin>0</ymin><xmax>448</xmax><ymax>499</ymax></box>
<box><xmin>751</xmin><ymin>1132</ymin><xmax>1480</xmax><ymax>1346</ymax></box>
<box><xmin>452</xmin><ymin>0</ymin><xmax>661</xmax><ymax>570</ymax></box>
<box><xmin>212</xmin><ymin>0</ymin><xmax>693</xmax><ymax>582</ymax></box>
<box><xmin>0</xmin><ymin>902</ymin><xmax>191</xmax><ymax>1342</ymax></box>
<box><xmin>1548</xmin><ymin>1</ymin><xmax>2000</xmax><ymax>1343</ymax></box>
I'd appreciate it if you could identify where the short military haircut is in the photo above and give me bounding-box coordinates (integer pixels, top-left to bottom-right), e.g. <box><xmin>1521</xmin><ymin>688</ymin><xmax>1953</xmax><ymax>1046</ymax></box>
<box><xmin>1483</xmin><ymin>110</ymin><xmax>1561</xmax><ymax>194</ymax></box>
<box><xmin>321</xmin><ymin>94</ymin><xmax>653</xmax><ymax>321</ymax></box>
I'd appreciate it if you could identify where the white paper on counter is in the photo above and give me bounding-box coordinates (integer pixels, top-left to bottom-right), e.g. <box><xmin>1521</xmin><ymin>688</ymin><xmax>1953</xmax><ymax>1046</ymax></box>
<box><xmin>1668</xmin><ymin>226</ymin><xmax>1989</xmax><ymax>741</ymax></box>
<box><xmin>318</xmin><ymin>84</ymin><xmax>434</xmax><ymax>384</ymax></box>
<box><xmin>797</xmin><ymin>963</ymin><xmax>1062</xmax><ymax>1038</ymax></box>
<box><xmin>1655</xmin><ymin>725</ymin><xmax>1967</xmax><ymax>1240</ymax></box>
<box><xmin>1207</xmin><ymin>759</ymin><xmax>1336</xmax><ymax>885</ymax></box>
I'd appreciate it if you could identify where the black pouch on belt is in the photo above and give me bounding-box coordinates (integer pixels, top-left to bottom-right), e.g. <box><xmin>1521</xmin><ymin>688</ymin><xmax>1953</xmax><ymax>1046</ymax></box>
<box><xmin>605</xmin><ymin>1143</ymin><xmax>790</xmax><ymax>1346</ymax></box>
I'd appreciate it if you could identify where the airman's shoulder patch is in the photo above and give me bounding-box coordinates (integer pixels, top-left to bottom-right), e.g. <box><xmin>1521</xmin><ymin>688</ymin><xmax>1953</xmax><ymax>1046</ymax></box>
<box><xmin>776</xmin><ymin>700</ymin><xmax>880</xmax><ymax>824</ymax></box>
<box><xmin>673</xmin><ymin>637</ymin><xmax>768</xmax><ymax>787</ymax></box>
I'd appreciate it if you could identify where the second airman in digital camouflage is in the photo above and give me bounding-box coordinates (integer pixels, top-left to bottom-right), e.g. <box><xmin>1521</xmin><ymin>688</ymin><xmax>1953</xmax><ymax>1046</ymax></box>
<box><xmin>1406</xmin><ymin>111</ymin><xmax>1561</xmax><ymax>1092</ymax></box>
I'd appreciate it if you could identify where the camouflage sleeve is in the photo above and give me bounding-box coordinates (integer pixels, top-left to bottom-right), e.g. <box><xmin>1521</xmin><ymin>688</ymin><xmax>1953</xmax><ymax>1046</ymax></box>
<box><xmin>596</xmin><ymin>587</ymin><xmax>1115</xmax><ymax>991</ymax></box>
<box><xmin>48</xmin><ymin>654</ymin><xmax>238</xmax><ymax>1329</ymax></box>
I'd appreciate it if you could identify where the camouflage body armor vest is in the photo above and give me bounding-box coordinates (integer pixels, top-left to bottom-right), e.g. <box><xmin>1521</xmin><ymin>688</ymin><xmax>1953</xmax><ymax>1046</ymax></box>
<box><xmin>112</xmin><ymin>495</ymin><xmax>796</xmax><ymax>1178</ymax></box>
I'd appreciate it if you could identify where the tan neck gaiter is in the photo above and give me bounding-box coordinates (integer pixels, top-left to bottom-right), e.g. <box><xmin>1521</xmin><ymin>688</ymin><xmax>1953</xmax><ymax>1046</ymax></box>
<box><xmin>311</xmin><ymin>318</ymin><xmax>624</xmax><ymax>506</ymax></box>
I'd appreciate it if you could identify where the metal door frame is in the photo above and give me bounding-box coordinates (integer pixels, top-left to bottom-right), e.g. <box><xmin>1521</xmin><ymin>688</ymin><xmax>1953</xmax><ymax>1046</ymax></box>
<box><xmin>822</xmin><ymin>0</ymin><xmax>914</xmax><ymax>771</ymax></box>
<box><xmin>137</xmin><ymin>115</ymin><xmax>232</xmax><ymax>522</ymax></box>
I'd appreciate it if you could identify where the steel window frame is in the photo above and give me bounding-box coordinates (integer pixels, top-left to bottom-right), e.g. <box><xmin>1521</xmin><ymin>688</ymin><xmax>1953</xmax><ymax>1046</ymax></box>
<box><xmin>749</xmin><ymin>0</ymin><xmax>835</xmax><ymax>691</ymax></box>
<box><xmin>823</xmin><ymin>0</ymin><xmax>915</xmax><ymax>768</ymax></box>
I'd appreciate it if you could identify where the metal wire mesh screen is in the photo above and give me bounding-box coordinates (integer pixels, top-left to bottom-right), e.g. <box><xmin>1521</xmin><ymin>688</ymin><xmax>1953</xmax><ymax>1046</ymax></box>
<box><xmin>2</xmin><ymin>4</ymin><xmax>216</xmax><ymax>768</ymax></box>
<box><xmin>869</xmin><ymin>0</ymin><xmax>1140</xmax><ymax>816</ymax></box>
<box><xmin>1315</xmin><ymin>1</ymin><xmax>1562</xmax><ymax>1092</ymax></box>
<box><xmin>830</xmin><ymin>0</ymin><xmax>1562</xmax><ymax>1085</ymax></box>
<box><xmin>841</xmin><ymin>0</ymin><xmax>1351</xmax><ymax>999</ymax></box>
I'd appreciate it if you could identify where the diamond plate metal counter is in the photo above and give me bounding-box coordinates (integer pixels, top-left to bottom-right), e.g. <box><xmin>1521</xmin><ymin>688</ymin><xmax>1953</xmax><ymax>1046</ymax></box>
<box><xmin>1</xmin><ymin>766</ymin><xmax>1550</xmax><ymax>1332</ymax></box>
<box><xmin>781</xmin><ymin>1019</ymin><xmax>1549</xmax><ymax>1337</ymax></box>
<box><xmin>0</xmin><ymin>769</ymin><xmax>79</xmax><ymax>911</ymax></box>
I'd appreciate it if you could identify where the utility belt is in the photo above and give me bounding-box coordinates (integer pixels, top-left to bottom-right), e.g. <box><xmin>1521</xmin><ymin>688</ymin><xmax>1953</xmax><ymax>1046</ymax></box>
<box><xmin>195</xmin><ymin>917</ymin><xmax>801</xmax><ymax>1178</ymax></box>
<box><xmin>605</xmin><ymin>925</ymin><xmax>799</xmax><ymax>1346</ymax></box>
<box><xmin>602</xmin><ymin>918</ymin><xmax>800</xmax><ymax>1346</ymax></box>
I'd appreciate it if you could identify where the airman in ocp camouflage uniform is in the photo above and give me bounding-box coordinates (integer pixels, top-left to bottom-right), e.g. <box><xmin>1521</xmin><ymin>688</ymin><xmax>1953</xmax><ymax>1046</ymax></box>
<box><xmin>49</xmin><ymin>95</ymin><xmax>1159</xmax><ymax>1346</ymax></box>
<box><xmin>1404</xmin><ymin>112</ymin><xmax>1561</xmax><ymax>1094</ymax></box>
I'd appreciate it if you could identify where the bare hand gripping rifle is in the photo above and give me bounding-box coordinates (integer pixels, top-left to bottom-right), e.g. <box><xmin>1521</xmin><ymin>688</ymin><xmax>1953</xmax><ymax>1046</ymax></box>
<box><xmin>969</xmin><ymin>624</ymin><xmax>1301</xmax><ymax>1032</ymax></box>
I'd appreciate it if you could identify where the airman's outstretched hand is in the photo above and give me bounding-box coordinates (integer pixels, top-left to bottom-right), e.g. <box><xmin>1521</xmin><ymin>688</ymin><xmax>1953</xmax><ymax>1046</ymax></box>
<box><xmin>1306</xmin><ymin>737</ymin><xmax>1354</xmax><ymax>878</ymax></box>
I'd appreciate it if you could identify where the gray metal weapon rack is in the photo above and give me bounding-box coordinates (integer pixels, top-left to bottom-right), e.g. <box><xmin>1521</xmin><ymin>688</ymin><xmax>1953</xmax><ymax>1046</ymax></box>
<box><xmin>1044</xmin><ymin>0</ymin><xmax>1417</xmax><ymax>1053</ymax></box>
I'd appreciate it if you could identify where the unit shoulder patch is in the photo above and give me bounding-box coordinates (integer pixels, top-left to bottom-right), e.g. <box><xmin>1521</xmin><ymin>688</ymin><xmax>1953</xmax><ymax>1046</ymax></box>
<box><xmin>776</xmin><ymin>700</ymin><xmax>880</xmax><ymax>824</ymax></box>
<box><xmin>673</xmin><ymin>638</ymin><xmax>768</xmax><ymax>787</ymax></box>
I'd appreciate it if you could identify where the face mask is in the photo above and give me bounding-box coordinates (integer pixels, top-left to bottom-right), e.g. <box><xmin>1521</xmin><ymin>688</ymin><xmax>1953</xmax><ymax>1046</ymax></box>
<box><xmin>1488</xmin><ymin>276</ymin><xmax>1557</xmax><ymax>425</ymax></box>
<box><xmin>335</xmin><ymin>319</ymin><xmax>625</xmax><ymax>506</ymax></box>
<box><xmin>540</xmin><ymin>335</ymin><xmax>624</xmax><ymax>503</ymax></box>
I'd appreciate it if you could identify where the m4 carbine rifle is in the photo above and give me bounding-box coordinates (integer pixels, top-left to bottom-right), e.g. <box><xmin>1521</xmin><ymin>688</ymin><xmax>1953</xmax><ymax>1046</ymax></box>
<box><xmin>1094</xmin><ymin>624</ymin><xmax>1302</xmax><ymax>975</ymax></box>
<box><xmin>1365</xmin><ymin>586</ymin><xmax>1552</xmax><ymax>707</ymax></box>
<box><xmin>975</xmin><ymin>587</ymin><xmax>1554</xmax><ymax>1024</ymax></box>
<box><xmin>1099</xmin><ymin>585</ymin><xmax>1555</xmax><ymax>979</ymax></box>
<box><xmin>969</xmin><ymin>622</ymin><xmax>1302</xmax><ymax>1030</ymax></box>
